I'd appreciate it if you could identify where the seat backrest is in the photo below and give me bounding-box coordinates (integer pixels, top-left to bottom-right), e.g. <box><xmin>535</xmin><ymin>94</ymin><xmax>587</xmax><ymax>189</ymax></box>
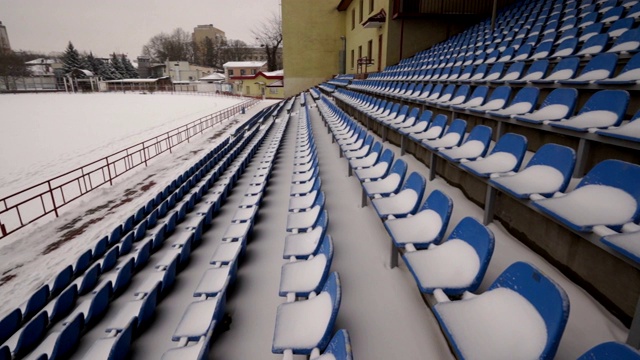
<box><xmin>580</xmin><ymin>22</ymin><xmax>604</xmax><ymax>42</ymax></box>
<box><xmin>466</xmin><ymin>85</ymin><xmax>489</xmax><ymax>103</ymax></box>
<box><xmin>447</xmin><ymin>217</ymin><xmax>495</xmax><ymax>291</ymax></box>
<box><xmin>400</xmin><ymin>172</ymin><xmax>427</xmax><ymax>214</ymax></box>
<box><xmin>578</xmin><ymin>89</ymin><xmax>629</xmax><ymax>123</ymax></box>
<box><xmin>86</xmin><ymin>282</ymin><xmax>112</xmax><ymax>326</ymax></box>
<box><xmin>24</xmin><ymin>285</ymin><xmax>50</xmax><ymax>321</ymax></box>
<box><xmin>0</xmin><ymin>308</ymin><xmax>21</xmax><ymax>345</ymax></box>
<box><xmin>578</xmin><ymin>52</ymin><xmax>618</xmax><ymax>77</ymax></box>
<box><xmin>389</xmin><ymin>159</ymin><xmax>409</xmax><ymax>183</ymax></box>
<box><xmin>13</xmin><ymin>311</ymin><xmax>49</xmax><ymax>358</ymax></box>
<box><xmin>489</xmin><ymin>261</ymin><xmax>569</xmax><ymax>360</ymax></box>
<box><xmin>577</xmin><ymin>159</ymin><xmax>640</xmax><ymax>220</ymax></box>
<box><xmin>602</xmin><ymin>6</ymin><xmax>623</xmax><ymax>22</ymax></box>
<box><xmin>530</xmin><ymin>41</ymin><xmax>554</xmax><ymax>59</ymax></box>
<box><xmin>490</xmin><ymin>133</ymin><xmax>528</xmax><ymax>171</ymax></box>
<box><xmin>377</xmin><ymin>148</ymin><xmax>395</xmax><ymax>167</ymax></box>
<box><xmin>485</xmin><ymin>86</ymin><xmax>512</xmax><ymax>104</ymax></box>
<box><xmin>608</xmin><ymin>28</ymin><xmax>640</xmax><ymax>52</ymax></box>
<box><xmin>422</xmin><ymin>190</ymin><xmax>454</xmax><ymax>244</ymax></box>
<box><xmin>50</xmin><ymin>284</ymin><xmax>78</xmax><ymax>324</ymax></box>
<box><xmin>464</xmin><ymin>125</ymin><xmax>493</xmax><ymax>155</ymax></box>
<box><xmin>578</xmin><ymin>33</ymin><xmax>609</xmax><ymax>55</ymax></box>
<box><xmin>51</xmin><ymin>265</ymin><xmax>74</xmax><ymax>297</ymax></box>
<box><xmin>513</xmin><ymin>44</ymin><xmax>532</xmax><ymax>61</ymax></box>
<box><xmin>51</xmin><ymin>312</ymin><xmax>84</xmax><ymax>360</ymax></box>
<box><xmin>547</xmin><ymin>56</ymin><xmax>580</xmax><ymax>78</ymax></box>
<box><xmin>552</xmin><ymin>38</ymin><xmax>578</xmax><ymax>57</ymax></box>
<box><xmin>451</xmin><ymin>84</ymin><xmax>470</xmax><ymax>100</ymax></box>
<box><xmin>510</xmin><ymin>86</ymin><xmax>540</xmax><ymax>107</ymax></box>
<box><xmin>526</xmin><ymin>143</ymin><xmax>576</xmax><ymax>194</ymax></box>
<box><xmin>321</xmin><ymin>329</ymin><xmax>353</xmax><ymax>360</ymax></box>
<box><xmin>444</xmin><ymin>118</ymin><xmax>468</xmax><ymax>138</ymax></box>
<box><xmin>471</xmin><ymin>63</ymin><xmax>488</xmax><ymax>78</ymax></box>
<box><xmin>539</xmin><ymin>87</ymin><xmax>578</xmax><ymax>113</ymax></box>
<box><xmin>577</xmin><ymin>341</ymin><xmax>640</xmax><ymax>359</ymax></box>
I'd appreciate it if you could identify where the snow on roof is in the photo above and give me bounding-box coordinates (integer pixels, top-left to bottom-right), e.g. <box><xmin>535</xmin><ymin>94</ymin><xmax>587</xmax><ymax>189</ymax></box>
<box><xmin>199</xmin><ymin>73</ymin><xmax>226</xmax><ymax>81</ymax></box>
<box><xmin>25</xmin><ymin>58</ymin><xmax>56</xmax><ymax>65</ymax></box>
<box><xmin>263</xmin><ymin>70</ymin><xmax>283</xmax><ymax>77</ymax></box>
<box><xmin>267</xmin><ymin>79</ymin><xmax>284</xmax><ymax>87</ymax></box>
<box><xmin>103</xmin><ymin>77</ymin><xmax>170</xmax><ymax>83</ymax></box>
<box><xmin>223</xmin><ymin>61</ymin><xmax>267</xmax><ymax>68</ymax></box>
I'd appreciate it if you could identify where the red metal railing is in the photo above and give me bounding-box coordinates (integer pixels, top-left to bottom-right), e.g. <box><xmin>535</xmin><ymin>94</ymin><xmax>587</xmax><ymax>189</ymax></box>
<box><xmin>0</xmin><ymin>98</ymin><xmax>258</xmax><ymax>239</ymax></box>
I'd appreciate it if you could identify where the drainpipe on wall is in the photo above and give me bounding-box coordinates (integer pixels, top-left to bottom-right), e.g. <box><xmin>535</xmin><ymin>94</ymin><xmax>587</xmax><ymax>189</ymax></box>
<box><xmin>339</xmin><ymin>36</ymin><xmax>346</xmax><ymax>75</ymax></box>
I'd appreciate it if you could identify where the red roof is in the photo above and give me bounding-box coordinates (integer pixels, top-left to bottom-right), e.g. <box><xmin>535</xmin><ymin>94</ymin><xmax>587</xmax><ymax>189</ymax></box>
<box><xmin>229</xmin><ymin>71</ymin><xmax>283</xmax><ymax>81</ymax></box>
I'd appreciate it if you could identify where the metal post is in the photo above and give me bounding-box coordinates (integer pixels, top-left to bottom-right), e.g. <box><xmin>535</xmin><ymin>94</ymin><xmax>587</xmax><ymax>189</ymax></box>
<box><xmin>429</xmin><ymin>152</ymin><xmax>437</xmax><ymax>181</ymax></box>
<box><xmin>574</xmin><ymin>138</ymin><xmax>591</xmax><ymax>177</ymax></box>
<box><xmin>361</xmin><ymin>188</ymin><xmax>367</xmax><ymax>208</ymax></box>
<box><xmin>483</xmin><ymin>185</ymin><xmax>497</xmax><ymax>225</ymax></box>
<box><xmin>390</xmin><ymin>239</ymin><xmax>399</xmax><ymax>269</ymax></box>
<box><xmin>401</xmin><ymin>135</ymin><xmax>406</xmax><ymax>156</ymax></box>
<box><xmin>627</xmin><ymin>295</ymin><xmax>640</xmax><ymax>348</ymax></box>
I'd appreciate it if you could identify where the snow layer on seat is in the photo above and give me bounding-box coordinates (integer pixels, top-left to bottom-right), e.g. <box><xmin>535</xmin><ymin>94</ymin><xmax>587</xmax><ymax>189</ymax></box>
<box><xmin>172</xmin><ymin>296</ymin><xmax>224</xmax><ymax>341</ymax></box>
<box><xmin>272</xmin><ymin>292</ymin><xmax>332</xmax><ymax>350</ymax></box>
<box><xmin>371</xmin><ymin>189</ymin><xmax>418</xmax><ymax>217</ymax></box>
<box><xmin>534</xmin><ymin>185</ymin><xmax>637</xmax><ymax>230</ymax></box>
<box><xmin>193</xmin><ymin>267</ymin><xmax>231</xmax><ymax>297</ymax></box>
<box><xmin>403</xmin><ymin>239</ymin><xmax>480</xmax><ymax>289</ymax></box>
<box><xmin>439</xmin><ymin>140</ymin><xmax>486</xmax><ymax>160</ymax></box>
<box><xmin>514</xmin><ymin>104</ymin><xmax>570</xmax><ymax>123</ymax></box>
<box><xmin>434</xmin><ymin>287</ymin><xmax>547</xmax><ymax>360</ymax></box>
<box><xmin>287</xmin><ymin>206</ymin><xmax>321</xmax><ymax>231</ymax></box>
<box><xmin>385</xmin><ymin>210</ymin><xmax>443</xmax><ymax>246</ymax></box>
<box><xmin>551</xmin><ymin>110</ymin><xmax>619</xmax><ymax>129</ymax></box>
<box><xmin>210</xmin><ymin>241</ymin><xmax>242</xmax><ymax>264</ymax></box>
<box><xmin>601</xmin><ymin>231</ymin><xmax>640</xmax><ymax>264</ymax></box>
<box><xmin>491</xmin><ymin>165</ymin><xmax>565</xmax><ymax>198</ymax></box>
<box><xmin>279</xmin><ymin>254</ymin><xmax>328</xmax><ymax>296</ymax></box>
<box><xmin>460</xmin><ymin>152</ymin><xmax>518</xmax><ymax>176</ymax></box>
<box><xmin>422</xmin><ymin>133</ymin><xmax>462</xmax><ymax>149</ymax></box>
<box><xmin>363</xmin><ymin>173</ymin><xmax>402</xmax><ymax>196</ymax></box>
<box><xmin>289</xmin><ymin>191</ymin><xmax>318</xmax><ymax>211</ymax></box>
<box><xmin>283</xmin><ymin>229</ymin><xmax>326</xmax><ymax>259</ymax></box>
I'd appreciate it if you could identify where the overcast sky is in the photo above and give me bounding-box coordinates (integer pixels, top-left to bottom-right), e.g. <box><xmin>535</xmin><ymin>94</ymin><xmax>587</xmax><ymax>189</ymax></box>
<box><xmin>0</xmin><ymin>0</ymin><xmax>281</xmax><ymax>59</ymax></box>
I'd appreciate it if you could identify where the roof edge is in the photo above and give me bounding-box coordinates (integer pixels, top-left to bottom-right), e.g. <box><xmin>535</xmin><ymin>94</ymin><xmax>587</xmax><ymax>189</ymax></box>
<box><xmin>337</xmin><ymin>0</ymin><xmax>354</xmax><ymax>11</ymax></box>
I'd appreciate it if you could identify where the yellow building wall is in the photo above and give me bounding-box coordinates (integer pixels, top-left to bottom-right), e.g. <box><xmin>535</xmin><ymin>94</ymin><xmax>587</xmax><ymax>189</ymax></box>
<box><xmin>282</xmin><ymin>0</ymin><xmax>345</xmax><ymax>97</ymax></box>
<box><xmin>235</xmin><ymin>74</ymin><xmax>284</xmax><ymax>99</ymax></box>
<box><xmin>343</xmin><ymin>0</ymin><xmax>391</xmax><ymax>74</ymax></box>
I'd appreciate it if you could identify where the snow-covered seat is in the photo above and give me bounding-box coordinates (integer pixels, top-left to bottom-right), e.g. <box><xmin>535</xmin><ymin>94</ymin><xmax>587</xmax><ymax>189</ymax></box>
<box><xmin>6</xmin><ymin>311</ymin><xmax>49</xmax><ymax>359</ymax></box>
<box><xmin>439</xmin><ymin>125</ymin><xmax>492</xmax><ymax>162</ymax></box>
<box><xmin>575</xmin><ymin>33</ymin><xmax>609</xmax><ymax>57</ymax></box>
<box><xmin>422</xmin><ymin>118</ymin><xmax>467</xmax><ymax>151</ymax></box>
<box><xmin>530</xmin><ymin>56</ymin><xmax>580</xmax><ymax>84</ymax></box>
<box><xmin>354</xmin><ymin>148</ymin><xmax>395</xmax><ymax>182</ymax></box>
<box><xmin>403</xmin><ymin>217</ymin><xmax>494</xmax><ymax>295</ymax></box>
<box><xmin>81</xmin><ymin>318</ymin><xmax>133</xmax><ymax>360</ymax></box>
<box><xmin>209</xmin><ymin>240</ymin><xmax>243</xmax><ymax>266</ymax></box>
<box><xmin>558</xmin><ymin>53</ymin><xmax>618</xmax><ymax>85</ymax></box>
<box><xmin>398</xmin><ymin>109</ymin><xmax>431</xmax><ymax>135</ymax></box>
<box><xmin>601</xmin><ymin>230</ymin><xmax>640</xmax><ymax>264</ymax></box>
<box><xmin>513</xmin><ymin>88</ymin><xmax>578</xmax><ymax>124</ymax></box>
<box><xmin>291</xmin><ymin>176</ymin><xmax>321</xmax><ymax>196</ymax></box>
<box><xmin>371</xmin><ymin>172</ymin><xmax>426</xmax><ymax>220</ymax></box>
<box><xmin>409</xmin><ymin>114</ymin><xmax>447</xmax><ymax>142</ymax></box>
<box><xmin>287</xmin><ymin>192</ymin><xmax>325</xmax><ymax>232</ymax></box>
<box><xmin>161</xmin><ymin>323</ymin><xmax>213</xmax><ymax>360</ymax></box>
<box><xmin>348</xmin><ymin>141</ymin><xmax>382</xmax><ymax>168</ymax></box>
<box><xmin>0</xmin><ymin>308</ymin><xmax>21</xmax><ymax>346</ymax></box>
<box><xmin>171</xmin><ymin>294</ymin><xmax>226</xmax><ymax>342</ymax></box>
<box><xmin>283</xmin><ymin>215</ymin><xmax>329</xmax><ymax>260</ymax></box>
<box><xmin>549</xmin><ymin>89</ymin><xmax>629</xmax><ymax>131</ymax></box>
<box><xmin>385</xmin><ymin>190</ymin><xmax>453</xmax><ymax>249</ymax></box>
<box><xmin>466</xmin><ymin>86</ymin><xmax>511</xmax><ymax>114</ymax></box>
<box><xmin>289</xmin><ymin>187</ymin><xmax>321</xmax><ymax>213</ymax></box>
<box><xmin>314</xmin><ymin>329</ymin><xmax>352</xmax><ymax>360</ymax></box>
<box><xmin>577</xmin><ymin>341</ymin><xmax>640</xmax><ymax>359</ymax></box>
<box><xmin>272</xmin><ymin>272</ymin><xmax>342</xmax><ymax>355</ymax></box>
<box><xmin>596</xmin><ymin>51</ymin><xmax>640</xmax><ymax>84</ymax></box>
<box><xmin>490</xmin><ymin>143</ymin><xmax>575</xmax><ymax>198</ymax></box>
<box><xmin>532</xmin><ymin>159</ymin><xmax>640</xmax><ymax>232</ymax></box>
<box><xmin>105</xmin><ymin>283</ymin><xmax>159</xmax><ymax>333</ymax></box>
<box><xmin>433</xmin><ymin>261</ymin><xmax>569</xmax><ymax>360</ymax></box>
<box><xmin>389</xmin><ymin>106</ymin><xmax>420</xmax><ymax>131</ymax></box>
<box><xmin>342</xmin><ymin>134</ymin><xmax>373</xmax><ymax>158</ymax></box>
<box><xmin>193</xmin><ymin>264</ymin><xmax>233</xmax><ymax>297</ymax></box>
<box><xmin>459</xmin><ymin>132</ymin><xmax>528</xmax><ymax>177</ymax></box>
<box><xmin>279</xmin><ymin>235</ymin><xmax>333</xmax><ymax>298</ymax></box>
<box><xmin>597</xmin><ymin>109</ymin><xmax>640</xmax><ymax>142</ymax></box>
<box><xmin>45</xmin><ymin>284</ymin><xmax>78</xmax><ymax>325</ymax></box>
<box><xmin>25</xmin><ymin>312</ymin><xmax>83</xmax><ymax>360</ymax></box>
<box><xmin>450</xmin><ymin>86</ymin><xmax>489</xmax><ymax>111</ymax></box>
<box><xmin>607</xmin><ymin>28</ymin><xmax>640</xmax><ymax>53</ymax></box>
<box><xmin>362</xmin><ymin>159</ymin><xmax>407</xmax><ymax>199</ymax></box>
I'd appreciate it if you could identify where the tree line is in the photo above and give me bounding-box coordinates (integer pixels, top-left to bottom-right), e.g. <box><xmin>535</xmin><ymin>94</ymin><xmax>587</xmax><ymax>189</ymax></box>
<box><xmin>62</xmin><ymin>42</ymin><xmax>138</xmax><ymax>80</ymax></box>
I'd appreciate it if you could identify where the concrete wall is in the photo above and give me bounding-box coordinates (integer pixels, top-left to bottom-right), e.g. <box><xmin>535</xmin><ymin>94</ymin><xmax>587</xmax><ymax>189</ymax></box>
<box><xmin>282</xmin><ymin>0</ymin><xmax>345</xmax><ymax>97</ymax></box>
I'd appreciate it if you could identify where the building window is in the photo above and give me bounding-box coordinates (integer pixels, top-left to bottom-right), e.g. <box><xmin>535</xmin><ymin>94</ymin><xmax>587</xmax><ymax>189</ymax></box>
<box><xmin>367</xmin><ymin>39</ymin><xmax>373</xmax><ymax>59</ymax></box>
<box><xmin>228</xmin><ymin>69</ymin><xmax>234</xmax><ymax>76</ymax></box>
<box><xmin>240</xmin><ymin>69</ymin><xmax>246</xmax><ymax>75</ymax></box>
<box><xmin>251</xmin><ymin>69</ymin><xmax>257</xmax><ymax>74</ymax></box>
<box><xmin>358</xmin><ymin>45</ymin><xmax>362</xmax><ymax>60</ymax></box>
<box><xmin>370</xmin><ymin>0</ymin><xmax>374</xmax><ymax>12</ymax></box>
<box><xmin>351</xmin><ymin>49</ymin><xmax>354</xmax><ymax>69</ymax></box>
<box><xmin>351</xmin><ymin>9</ymin><xmax>355</xmax><ymax>30</ymax></box>
<box><xmin>359</xmin><ymin>0</ymin><xmax>364</xmax><ymax>23</ymax></box>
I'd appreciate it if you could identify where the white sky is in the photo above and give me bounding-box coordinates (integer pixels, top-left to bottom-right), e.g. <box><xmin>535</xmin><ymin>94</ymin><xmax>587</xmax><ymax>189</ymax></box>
<box><xmin>0</xmin><ymin>0</ymin><xmax>281</xmax><ymax>58</ymax></box>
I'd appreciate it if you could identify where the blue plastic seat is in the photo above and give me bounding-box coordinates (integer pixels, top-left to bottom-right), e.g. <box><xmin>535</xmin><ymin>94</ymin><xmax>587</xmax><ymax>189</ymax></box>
<box><xmin>528</xmin><ymin>41</ymin><xmax>554</xmax><ymax>60</ymax></box>
<box><xmin>50</xmin><ymin>265</ymin><xmax>73</xmax><ymax>298</ymax></box>
<box><xmin>12</xmin><ymin>311</ymin><xmax>49</xmax><ymax>359</ymax></box>
<box><xmin>426</xmin><ymin>84</ymin><xmax>456</xmax><ymax>105</ymax></box>
<box><xmin>403</xmin><ymin>217</ymin><xmax>494</xmax><ymax>295</ymax></box>
<box><xmin>39</xmin><ymin>312</ymin><xmax>84</xmax><ymax>360</ymax></box>
<box><xmin>627</xmin><ymin>2</ymin><xmax>640</xmax><ymax>18</ymax></box>
<box><xmin>0</xmin><ymin>308</ymin><xmax>21</xmax><ymax>345</ymax></box>
<box><xmin>550</xmin><ymin>89</ymin><xmax>629</xmax><ymax>131</ymax></box>
<box><xmin>423</xmin><ymin>118</ymin><xmax>467</xmax><ymax>151</ymax></box>
<box><xmin>362</xmin><ymin>159</ymin><xmax>408</xmax><ymax>199</ymax></box>
<box><xmin>437</xmin><ymin>85</ymin><xmax>470</xmax><ymax>108</ymax></box>
<box><xmin>488</xmin><ymin>87</ymin><xmax>540</xmax><ymax>118</ymax></box>
<box><xmin>450</xmin><ymin>86</ymin><xmax>489</xmax><ymax>110</ymax></box>
<box><xmin>49</xmin><ymin>284</ymin><xmax>78</xmax><ymax>324</ymax></box>
<box><xmin>272</xmin><ymin>272</ymin><xmax>342</xmax><ymax>355</ymax></box>
<box><xmin>371</xmin><ymin>172</ymin><xmax>426</xmax><ymax>220</ymax></box>
<box><xmin>603</xmin><ymin>6</ymin><xmax>624</xmax><ymax>22</ymax></box>
<box><xmin>392</xmin><ymin>107</ymin><xmax>420</xmax><ymax>130</ymax></box>
<box><xmin>533</xmin><ymin>159</ymin><xmax>640</xmax><ymax>232</ymax></box>
<box><xmin>399</xmin><ymin>110</ymin><xmax>433</xmax><ymax>136</ymax></box>
<box><xmin>354</xmin><ymin>148</ymin><xmax>395</xmax><ymax>182</ymax></box>
<box><xmin>559</xmin><ymin>18</ymin><xmax>577</xmax><ymax>33</ymax></box>
<box><xmin>559</xmin><ymin>52</ymin><xmax>618</xmax><ymax>84</ymax></box>
<box><xmin>608</xmin><ymin>28</ymin><xmax>640</xmax><ymax>53</ymax></box>
<box><xmin>513</xmin><ymin>88</ymin><xmax>578</xmax><ymax>124</ymax></box>
<box><xmin>579</xmin><ymin>12</ymin><xmax>598</xmax><ymax>28</ymax></box>
<box><xmin>279</xmin><ymin>234</ymin><xmax>333</xmax><ymax>298</ymax></box>
<box><xmin>579</xmin><ymin>23</ymin><xmax>604</xmax><ymax>42</ymax></box>
<box><xmin>597</xmin><ymin>109</ymin><xmax>640</xmax><ymax>142</ymax></box>
<box><xmin>467</xmin><ymin>86</ymin><xmax>511</xmax><ymax>113</ymax></box>
<box><xmin>81</xmin><ymin>319</ymin><xmax>134</xmax><ymax>360</ymax></box>
<box><xmin>550</xmin><ymin>38</ymin><xmax>579</xmax><ymax>58</ymax></box>
<box><xmin>385</xmin><ymin>190</ymin><xmax>453</xmax><ymax>249</ymax></box>
<box><xmin>460</xmin><ymin>133</ymin><xmax>528</xmax><ymax>178</ymax></box>
<box><xmin>286</xmin><ymin>192</ymin><xmax>325</xmax><ymax>232</ymax></box>
<box><xmin>23</xmin><ymin>285</ymin><xmax>50</xmax><ymax>322</ymax></box>
<box><xmin>439</xmin><ymin>125</ymin><xmax>493</xmax><ymax>162</ymax></box>
<box><xmin>464</xmin><ymin>63</ymin><xmax>488</xmax><ymax>82</ymax></box>
<box><xmin>577</xmin><ymin>341</ymin><xmax>640</xmax><ymax>359</ymax></box>
<box><xmin>597</xmin><ymin>51</ymin><xmax>640</xmax><ymax>84</ymax></box>
<box><xmin>490</xmin><ymin>143</ymin><xmax>576</xmax><ymax>198</ymax></box>
<box><xmin>433</xmin><ymin>261</ymin><xmax>569</xmax><ymax>360</ymax></box>
<box><xmin>317</xmin><ymin>330</ymin><xmax>352</xmax><ymax>360</ymax></box>
<box><xmin>530</xmin><ymin>56</ymin><xmax>580</xmax><ymax>83</ymax></box>
<box><xmin>510</xmin><ymin>44</ymin><xmax>532</xmax><ymax>62</ymax></box>
<box><xmin>576</xmin><ymin>33</ymin><xmax>610</xmax><ymax>56</ymax></box>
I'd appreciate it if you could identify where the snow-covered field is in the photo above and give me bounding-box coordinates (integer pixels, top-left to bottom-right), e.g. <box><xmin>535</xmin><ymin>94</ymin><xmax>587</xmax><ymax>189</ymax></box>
<box><xmin>0</xmin><ymin>93</ymin><xmax>244</xmax><ymax>198</ymax></box>
<box><xmin>0</xmin><ymin>93</ymin><xmax>629</xmax><ymax>359</ymax></box>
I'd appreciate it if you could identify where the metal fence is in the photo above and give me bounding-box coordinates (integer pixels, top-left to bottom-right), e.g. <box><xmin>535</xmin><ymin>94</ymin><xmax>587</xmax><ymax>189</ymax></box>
<box><xmin>0</xmin><ymin>98</ymin><xmax>258</xmax><ymax>239</ymax></box>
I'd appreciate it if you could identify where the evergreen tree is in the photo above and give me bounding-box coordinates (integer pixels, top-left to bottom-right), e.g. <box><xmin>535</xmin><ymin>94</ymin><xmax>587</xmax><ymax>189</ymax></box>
<box><xmin>110</xmin><ymin>53</ymin><xmax>127</xmax><ymax>78</ymax></box>
<box><xmin>104</xmin><ymin>59</ymin><xmax>123</xmax><ymax>80</ymax></box>
<box><xmin>61</xmin><ymin>42</ymin><xmax>82</xmax><ymax>73</ymax></box>
<box><xmin>121</xmin><ymin>55</ymin><xmax>138</xmax><ymax>78</ymax></box>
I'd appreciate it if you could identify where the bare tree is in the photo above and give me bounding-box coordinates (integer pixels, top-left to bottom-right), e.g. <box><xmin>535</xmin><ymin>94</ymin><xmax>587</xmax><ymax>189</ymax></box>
<box><xmin>221</xmin><ymin>39</ymin><xmax>251</xmax><ymax>64</ymax></box>
<box><xmin>252</xmin><ymin>13</ymin><xmax>282</xmax><ymax>71</ymax></box>
<box><xmin>0</xmin><ymin>51</ymin><xmax>31</xmax><ymax>90</ymax></box>
<box><xmin>142</xmin><ymin>28</ymin><xmax>194</xmax><ymax>63</ymax></box>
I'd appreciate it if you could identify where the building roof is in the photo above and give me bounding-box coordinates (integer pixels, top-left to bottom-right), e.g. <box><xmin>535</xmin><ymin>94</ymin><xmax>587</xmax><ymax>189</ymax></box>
<box><xmin>199</xmin><ymin>73</ymin><xmax>226</xmax><ymax>81</ymax></box>
<box><xmin>229</xmin><ymin>70</ymin><xmax>284</xmax><ymax>81</ymax></box>
<box><xmin>267</xmin><ymin>79</ymin><xmax>284</xmax><ymax>87</ymax></box>
<box><xmin>262</xmin><ymin>70</ymin><xmax>284</xmax><ymax>77</ymax></box>
<box><xmin>223</xmin><ymin>61</ymin><xmax>267</xmax><ymax>68</ymax></box>
<box><xmin>104</xmin><ymin>77</ymin><xmax>171</xmax><ymax>83</ymax></box>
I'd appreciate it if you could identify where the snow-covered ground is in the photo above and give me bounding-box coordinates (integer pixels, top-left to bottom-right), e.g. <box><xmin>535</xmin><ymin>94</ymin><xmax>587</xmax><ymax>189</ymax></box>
<box><xmin>0</xmin><ymin>93</ymin><xmax>244</xmax><ymax>198</ymax></box>
<box><xmin>0</xmin><ymin>93</ymin><xmax>629</xmax><ymax>359</ymax></box>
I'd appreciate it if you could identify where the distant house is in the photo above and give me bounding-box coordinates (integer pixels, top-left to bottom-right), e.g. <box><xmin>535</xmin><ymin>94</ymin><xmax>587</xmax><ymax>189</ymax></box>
<box><xmin>222</xmin><ymin>61</ymin><xmax>268</xmax><ymax>83</ymax></box>
<box><xmin>229</xmin><ymin>69</ymin><xmax>284</xmax><ymax>99</ymax></box>
<box><xmin>101</xmin><ymin>77</ymin><xmax>172</xmax><ymax>92</ymax></box>
<box><xmin>145</xmin><ymin>61</ymin><xmax>216</xmax><ymax>82</ymax></box>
